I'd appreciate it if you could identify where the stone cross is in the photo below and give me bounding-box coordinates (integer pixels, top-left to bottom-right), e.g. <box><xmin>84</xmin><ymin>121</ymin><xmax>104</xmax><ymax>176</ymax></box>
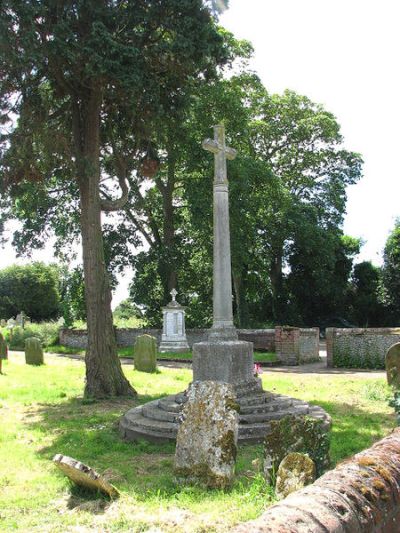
<box><xmin>202</xmin><ymin>124</ymin><xmax>237</xmax><ymax>340</ymax></box>
<box><xmin>202</xmin><ymin>124</ymin><xmax>237</xmax><ymax>185</ymax></box>
<box><xmin>170</xmin><ymin>288</ymin><xmax>178</xmax><ymax>303</ymax></box>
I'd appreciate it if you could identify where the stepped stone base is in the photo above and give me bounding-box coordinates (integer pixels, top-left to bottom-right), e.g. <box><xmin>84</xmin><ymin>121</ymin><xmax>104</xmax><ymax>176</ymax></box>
<box><xmin>119</xmin><ymin>379</ymin><xmax>330</xmax><ymax>444</ymax></box>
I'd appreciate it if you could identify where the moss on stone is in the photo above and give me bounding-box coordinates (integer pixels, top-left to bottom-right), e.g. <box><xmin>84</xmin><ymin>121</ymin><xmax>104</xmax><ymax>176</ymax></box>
<box><xmin>264</xmin><ymin>415</ymin><xmax>330</xmax><ymax>482</ymax></box>
<box><xmin>25</xmin><ymin>337</ymin><xmax>44</xmax><ymax>365</ymax></box>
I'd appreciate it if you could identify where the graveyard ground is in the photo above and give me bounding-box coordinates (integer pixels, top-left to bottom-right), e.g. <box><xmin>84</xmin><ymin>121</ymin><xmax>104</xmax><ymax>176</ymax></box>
<box><xmin>0</xmin><ymin>353</ymin><xmax>395</xmax><ymax>532</ymax></box>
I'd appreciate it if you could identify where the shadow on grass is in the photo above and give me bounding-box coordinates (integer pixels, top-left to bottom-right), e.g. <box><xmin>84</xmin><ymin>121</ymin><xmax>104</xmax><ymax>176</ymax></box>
<box><xmin>309</xmin><ymin>399</ymin><xmax>394</xmax><ymax>464</ymax></box>
<box><xmin>21</xmin><ymin>388</ymin><xmax>395</xmax><ymax>510</ymax></box>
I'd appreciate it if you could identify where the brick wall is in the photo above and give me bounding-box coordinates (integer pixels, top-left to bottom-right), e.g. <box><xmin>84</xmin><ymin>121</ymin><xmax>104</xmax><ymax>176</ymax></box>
<box><xmin>326</xmin><ymin>327</ymin><xmax>400</xmax><ymax>368</ymax></box>
<box><xmin>233</xmin><ymin>428</ymin><xmax>400</xmax><ymax>533</ymax></box>
<box><xmin>275</xmin><ymin>326</ymin><xmax>320</xmax><ymax>365</ymax></box>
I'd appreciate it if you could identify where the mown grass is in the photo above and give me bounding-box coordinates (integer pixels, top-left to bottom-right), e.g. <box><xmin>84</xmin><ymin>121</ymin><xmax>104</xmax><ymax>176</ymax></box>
<box><xmin>47</xmin><ymin>344</ymin><xmax>278</xmax><ymax>363</ymax></box>
<box><xmin>0</xmin><ymin>353</ymin><xmax>394</xmax><ymax>532</ymax></box>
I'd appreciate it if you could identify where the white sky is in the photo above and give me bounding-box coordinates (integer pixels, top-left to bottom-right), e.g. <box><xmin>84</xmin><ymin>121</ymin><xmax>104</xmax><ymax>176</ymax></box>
<box><xmin>1</xmin><ymin>0</ymin><xmax>399</xmax><ymax>306</ymax></box>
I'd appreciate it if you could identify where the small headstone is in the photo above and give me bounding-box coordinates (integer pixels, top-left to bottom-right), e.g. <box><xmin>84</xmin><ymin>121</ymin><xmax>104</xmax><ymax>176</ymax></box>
<box><xmin>386</xmin><ymin>343</ymin><xmax>400</xmax><ymax>388</ymax></box>
<box><xmin>174</xmin><ymin>381</ymin><xmax>239</xmax><ymax>489</ymax></box>
<box><xmin>25</xmin><ymin>337</ymin><xmax>44</xmax><ymax>365</ymax></box>
<box><xmin>275</xmin><ymin>452</ymin><xmax>316</xmax><ymax>499</ymax></box>
<box><xmin>263</xmin><ymin>415</ymin><xmax>330</xmax><ymax>484</ymax></box>
<box><xmin>134</xmin><ymin>334</ymin><xmax>157</xmax><ymax>373</ymax></box>
<box><xmin>0</xmin><ymin>319</ymin><xmax>6</xmax><ymax>327</ymax></box>
<box><xmin>53</xmin><ymin>454</ymin><xmax>119</xmax><ymax>498</ymax></box>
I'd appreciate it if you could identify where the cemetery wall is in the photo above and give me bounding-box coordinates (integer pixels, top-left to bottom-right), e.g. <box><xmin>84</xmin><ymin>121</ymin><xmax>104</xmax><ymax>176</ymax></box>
<box><xmin>233</xmin><ymin>427</ymin><xmax>400</xmax><ymax>533</ymax></box>
<box><xmin>326</xmin><ymin>327</ymin><xmax>400</xmax><ymax>369</ymax></box>
<box><xmin>59</xmin><ymin>327</ymin><xmax>319</xmax><ymax>362</ymax></box>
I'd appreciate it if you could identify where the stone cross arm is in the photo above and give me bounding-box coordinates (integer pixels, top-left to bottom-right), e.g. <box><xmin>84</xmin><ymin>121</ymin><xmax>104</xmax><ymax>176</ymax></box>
<box><xmin>202</xmin><ymin>138</ymin><xmax>237</xmax><ymax>160</ymax></box>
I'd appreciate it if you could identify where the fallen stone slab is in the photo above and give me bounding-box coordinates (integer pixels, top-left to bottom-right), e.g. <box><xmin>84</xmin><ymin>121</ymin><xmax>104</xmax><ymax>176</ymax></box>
<box><xmin>53</xmin><ymin>454</ymin><xmax>119</xmax><ymax>498</ymax></box>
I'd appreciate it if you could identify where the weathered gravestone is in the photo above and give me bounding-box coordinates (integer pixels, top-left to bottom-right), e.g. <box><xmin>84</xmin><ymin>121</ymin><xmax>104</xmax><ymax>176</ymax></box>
<box><xmin>275</xmin><ymin>452</ymin><xmax>316</xmax><ymax>499</ymax></box>
<box><xmin>174</xmin><ymin>381</ymin><xmax>239</xmax><ymax>489</ymax></box>
<box><xmin>53</xmin><ymin>454</ymin><xmax>119</xmax><ymax>498</ymax></box>
<box><xmin>263</xmin><ymin>415</ymin><xmax>330</xmax><ymax>484</ymax></box>
<box><xmin>0</xmin><ymin>332</ymin><xmax>7</xmax><ymax>374</ymax></box>
<box><xmin>134</xmin><ymin>334</ymin><xmax>157</xmax><ymax>373</ymax></box>
<box><xmin>159</xmin><ymin>289</ymin><xmax>190</xmax><ymax>353</ymax></box>
<box><xmin>25</xmin><ymin>337</ymin><xmax>44</xmax><ymax>365</ymax></box>
<box><xmin>386</xmin><ymin>342</ymin><xmax>400</xmax><ymax>388</ymax></box>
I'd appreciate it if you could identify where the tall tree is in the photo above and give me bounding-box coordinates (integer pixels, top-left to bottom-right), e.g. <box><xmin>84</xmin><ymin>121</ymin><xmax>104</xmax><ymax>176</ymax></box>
<box><xmin>0</xmin><ymin>1</ymin><xmax>228</xmax><ymax>397</ymax></box>
<box><xmin>382</xmin><ymin>219</ymin><xmax>400</xmax><ymax>324</ymax></box>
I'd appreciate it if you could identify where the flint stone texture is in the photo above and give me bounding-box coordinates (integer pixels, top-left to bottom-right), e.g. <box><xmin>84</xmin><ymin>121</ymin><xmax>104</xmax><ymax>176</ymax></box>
<box><xmin>233</xmin><ymin>428</ymin><xmax>400</xmax><ymax>533</ymax></box>
<box><xmin>134</xmin><ymin>334</ymin><xmax>157</xmax><ymax>373</ymax></box>
<box><xmin>275</xmin><ymin>452</ymin><xmax>316</xmax><ymax>499</ymax></box>
<box><xmin>0</xmin><ymin>332</ymin><xmax>8</xmax><ymax>360</ymax></box>
<box><xmin>174</xmin><ymin>380</ymin><xmax>239</xmax><ymax>489</ymax></box>
<box><xmin>53</xmin><ymin>454</ymin><xmax>119</xmax><ymax>498</ymax></box>
<box><xmin>386</xmin><ymin>342</ymin><xmax>400</xmax><ymax>388</ymax></box>
<box><xmin>326</xmin><ymin>327</ymin><xmax>400</xmax><ymax>369</ymax></box>
<box><xmin>264</xmin><ymin>415</ymin><xmax>330</xmax><ymax>483</ymax></box>
<box><xmin>25</xmin><ymin>337</ymin><xmax>44</xmax><ymax>365</ymax></box>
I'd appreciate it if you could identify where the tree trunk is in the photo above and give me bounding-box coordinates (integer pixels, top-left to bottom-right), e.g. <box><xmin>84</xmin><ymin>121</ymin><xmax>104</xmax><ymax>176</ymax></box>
<box><xmin>158</xmin><ymin>156</ymin><xmax>178</xmax><ymax>303</ymax></box>
<box><xmin>76</xmin><ymin>92</ymin><xmax>136</xmax><ymax>398</ymax></box>
<box><xmin>233</xmin><ymin>269</ymin><xmax>250</xmax><ymax>328</ymax></box>
<box><xmin>270</xmin><ymin>248</ymin><xmax>284</xmax><ymax>324</ymax></box>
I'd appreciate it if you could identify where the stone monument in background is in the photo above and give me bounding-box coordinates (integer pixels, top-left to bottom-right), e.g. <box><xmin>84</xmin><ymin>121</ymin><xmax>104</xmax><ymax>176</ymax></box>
<box><xmin>159</xmin><ymin>289</ymin><xmax>190</xmax><ymax>354</ymax></box>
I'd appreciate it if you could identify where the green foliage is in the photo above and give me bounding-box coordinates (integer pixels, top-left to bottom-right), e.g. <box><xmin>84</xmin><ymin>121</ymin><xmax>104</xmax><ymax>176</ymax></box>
<box><xmin>113</xmin><ymin>299</ymin><xmax>143</xmax><ymax>322</ymax></box>
<box><xmin>4</xmin><ymin>322</ymin><xmax>59</xmax><ymax>350</ymax></box>
<box><xmin>382</xmin><ymin>219</ymin><xmax>400</xmax><ymax>324</ymax></box>
<box><xmin>59</xmin><ymin>266</ymin><xmax>86</xmax><ymax>323</ymax></box>
<box><xmin>0</xmin><ymin>263</ymin><xmax>60</xmax><ymax>321</ymax></box>
<box><xmin>348</xmin><ymin>261</ymin><xmax>387</xmax><ymax>327</ymax></box>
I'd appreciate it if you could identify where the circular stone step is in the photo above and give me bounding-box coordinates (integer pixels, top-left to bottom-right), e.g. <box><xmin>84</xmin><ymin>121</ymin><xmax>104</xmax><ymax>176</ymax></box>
<box><xmin>119</xmin><ymin>391</ymin><xmax>331</xmax><ymax>445</ymax></box>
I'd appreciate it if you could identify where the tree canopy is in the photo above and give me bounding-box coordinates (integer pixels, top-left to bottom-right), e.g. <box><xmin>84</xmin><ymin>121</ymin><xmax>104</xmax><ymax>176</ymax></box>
<box><xmin>0</xmin><ymin>0</ymin><xmax>231</xmax><ymax>397</ymax></box>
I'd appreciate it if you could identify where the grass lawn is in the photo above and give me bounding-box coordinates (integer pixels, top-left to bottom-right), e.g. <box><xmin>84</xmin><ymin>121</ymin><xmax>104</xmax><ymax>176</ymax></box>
<box><xmin>48</xmin><ymin>344</ymin><xmax>278</xmax><ymax>363</ymax></box>
<box><xmin>0</xmin><ymin>353</ymin><xmax>394</xmax><ymax>532</ymax></box>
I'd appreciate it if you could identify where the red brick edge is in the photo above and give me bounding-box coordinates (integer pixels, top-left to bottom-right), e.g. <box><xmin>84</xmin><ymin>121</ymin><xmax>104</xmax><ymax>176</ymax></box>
<box><xmin>233</xmin><ymin>428</ymin><xmax>400</xmax><ymax>532</ymax></box>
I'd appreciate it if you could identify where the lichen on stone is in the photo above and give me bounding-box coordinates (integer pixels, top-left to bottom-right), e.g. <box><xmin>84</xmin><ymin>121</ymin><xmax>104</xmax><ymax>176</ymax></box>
<box><xmin>263</xmin><ymin>415</ymin><xmax>331</xmax><ymax>484</ymax></box>
<box><xmin>174</xmin><ymin>381</ymin><xmax>239</xmax><ymax>489</ymax></box>
<box><xmin>275</xmin><ymin>452</ymin><xmax>316</xmax><ymax>499</ymax></box>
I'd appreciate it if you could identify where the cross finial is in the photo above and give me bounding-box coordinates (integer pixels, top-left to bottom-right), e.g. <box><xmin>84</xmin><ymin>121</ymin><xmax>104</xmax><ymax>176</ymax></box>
<box><xmin>170</xmin><ymin>288</ymin><xmax>178</xmax><ymax>302</ymax></box>
<box><xmin>202</xmin><ymin>124</ymin><xmax>237</xmax><ymax>185</ymax></box>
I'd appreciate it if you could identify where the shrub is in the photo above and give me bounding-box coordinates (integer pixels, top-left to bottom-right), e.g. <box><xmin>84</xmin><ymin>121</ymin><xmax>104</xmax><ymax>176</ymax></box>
<box><xmin>5</xmin><ymin>322</ymin><xmax>60</xmax><ymax>350</ymax></box>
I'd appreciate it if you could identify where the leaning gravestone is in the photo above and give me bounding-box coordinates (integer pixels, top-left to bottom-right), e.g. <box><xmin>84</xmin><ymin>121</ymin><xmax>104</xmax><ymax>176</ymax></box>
<box><xmin>263</xmin><ymin>415</ymin><xmax>330</xmax><ymax>484</ymax></box>
<box><xmin>174</xmin><ymin>381</ymin><xmax>239</xmax><ymax>489</ymax></box>
<box><xmin>275</xmin><ymin>452</ymin><xmax>316</xmax><ymax>499</ymax></box>
<box><xmin>386</xmin><ymin>343</ymin><xmax>400</xmax><ymax>388</ymax></box>
<box><xmin>53</xmin><ymin>454</ymin><xmax>119</xmax><ymax>498</ymax></box>
<box><xmin>25</xmin><ymin>337</ymin><xmax>44</xmax><ymax>365</ymax></box>
<box><xmin>134</xmin><ymin>334</ymin><xmax>157</xmax><ymax>373</ymax></box>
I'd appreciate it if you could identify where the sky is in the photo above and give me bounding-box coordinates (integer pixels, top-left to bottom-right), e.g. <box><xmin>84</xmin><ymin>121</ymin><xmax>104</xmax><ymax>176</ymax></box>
<box><xmin>1</xmin><ymin>0</ymin><xmax>399</xmax><ymax>306</ymax></box>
